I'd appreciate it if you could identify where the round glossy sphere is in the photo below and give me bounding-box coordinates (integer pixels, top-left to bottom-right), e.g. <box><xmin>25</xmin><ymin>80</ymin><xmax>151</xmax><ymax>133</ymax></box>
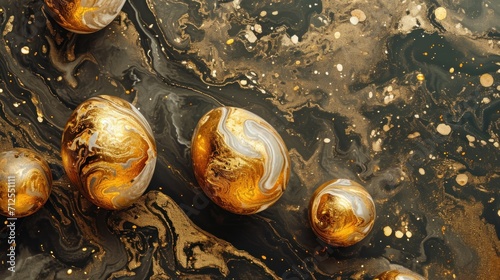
<box><xmin>61</xmin><ymin>95</ymin><xmax>157</xmax><ymax>210</ymax></box>
<box><xmin>374</xmin><ymin>268</ymin><xmax>425</xmax><ymax>280</ymax></box>
<box><xmin>191</xmin><ymin>106</ymin><xmax>290</xmax><ymax>215</ymax></box>
<box><xmin>0</xmin><ymin>148</ymin><xmax>52</xmax><ymax>218</ymax></box>
<box><xmin>309</xmin><ymin>179</ymin><xmax>375</xmax><ymax>247</ymax></box>
<box><xmin>44</xmin><ymin>0</ymin><xmax>126</xmax><ymax>34</ymax></box>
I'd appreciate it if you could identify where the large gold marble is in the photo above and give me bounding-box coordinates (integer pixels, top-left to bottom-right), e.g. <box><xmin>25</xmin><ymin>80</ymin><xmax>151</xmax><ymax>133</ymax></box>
<box><xmin>44</xmin><ymin>0</ymin><xmax>126</xmax><ymax>34</ymax></box>
<box><xmin>0</xmin><ymin>148</ymin><xmax>52</xmax><ymax>218</ymax></box>
<box><xmin>191</xmin><ymin>106</ymin><xmax>290</xmax><ymax>215</ymax></box>
<box><xmin>61</xmin><ymin>95</ymin><xmax>157</xmax><ymax>210</ymax></box>
<box><xmin>309</xmin><ymin>179</ymin><xmax>376</xmax><ymax>247</ymax></box>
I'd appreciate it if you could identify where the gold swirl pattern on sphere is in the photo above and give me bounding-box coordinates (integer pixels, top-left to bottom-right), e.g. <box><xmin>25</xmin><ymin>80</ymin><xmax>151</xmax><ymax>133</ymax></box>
<box><xmin>0</xmin><ymin>148</ymin><xmax>52</xmax><ymax>218</ymax></box>
<box><xmin>44</xmin><ymin>0</ymin><xmax>126</xmax><ymax>34</ymax></box>
<box><xmin>374</xmin><ymin>268</ymin><xmax>426</xmax><ymax>280</ymax></box>
<box><xmin>191</xmin><ymin>107</ymin><xmax>290</xmax><ymax>215</ymax></box>
<box><xmin>309</xmin><ymin>179</ymin><xmax>376</xmax><ymax>247</ymax></box>
<box><xmin>61</xmin><ymin>95</ymin><xmax>157</xmax><ymax>210</ymax></box>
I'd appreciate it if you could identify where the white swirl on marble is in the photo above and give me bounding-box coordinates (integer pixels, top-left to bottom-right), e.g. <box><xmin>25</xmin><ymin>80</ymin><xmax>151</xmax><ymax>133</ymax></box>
<box><xmin>81</xmin><ymin>0</ymin><xmax>126</xmax><ymax>31</ymax></box>
<box><xmin>217</xmin><ymin>107</ymin><xmax>288</xmax><ymax>194</ymax></box>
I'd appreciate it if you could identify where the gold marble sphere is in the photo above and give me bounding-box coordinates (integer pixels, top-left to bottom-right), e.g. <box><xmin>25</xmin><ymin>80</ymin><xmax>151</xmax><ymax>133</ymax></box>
<box><xmin>0</xmin><ymin>148</ymin><xmax>52</xmax><ymax>218</ymax></box>
<box><xmin>44</xmin><ymin>0</ymin><xmax>126</xmax><ymax>34</ymax></box>
<box><xmin>61</xmin><ymin>95</ymin><xmax>157</xmax><ymax>210</ymax></box>
<box><xmin>309</xmin><ymin>179</ymin><xmax>376</xmax><ymax>247</ymax></box>
<box><xmin>374</xmin><ymin>266</ymin><xmax>426</xmax><ymax>280</ymax></box>
<box><xmin>191</xmin><ymin>107</ymin><xmax>290</xmax><ymax>215</ymax></box>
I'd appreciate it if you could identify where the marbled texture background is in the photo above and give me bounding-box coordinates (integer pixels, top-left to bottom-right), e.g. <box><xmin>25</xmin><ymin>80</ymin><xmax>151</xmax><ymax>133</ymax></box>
<box><xmin>0</xmin><ymin>0</ymin><xmax>499</xmax><ymax>279</ymax></box>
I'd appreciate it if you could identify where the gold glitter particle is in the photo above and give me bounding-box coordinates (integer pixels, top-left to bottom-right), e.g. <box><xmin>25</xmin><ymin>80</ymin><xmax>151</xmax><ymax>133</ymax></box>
<box><xmin>383</xmin><ymin>226</ymin><xmax>393</xmax><ymax>236</ymax></box>
<box><xmin>479</xmin><ymin>73</ymin><xmax>494</xmax><ymax>87</ymax></box>
<box><xmin>351</xmin><ymin>9</ymin><xmax>366</xmax><ymax>22</ymax></box>
<box><xmin>67</xmin><ymin>269</ymin><xmax>73</xmax><ymax>275</ymax></box>
<box><xmin>406</xmin><ymin>231</ymin><xmax>413</xmax><ymax>238</ymax></box>
<box><xmin>456</xmin><ymin>174</ymin><xmax>468</xmax><ymax>186</ymax></box>
<box><xmin>350</xmin><ymin>16</ymin><xmax>359</xmax><ymax>25</ymax></box>
<box><xmin>395</xmin><ymin>230</ymin><xmax>404</xmax><ymax>238</ymax></box>
<box><xmin>436</xmin><ymin>123</ymin><xmax>452</xmax><ymax>136</ymax></box>
<box><xmin>417</xmin><ymin>73</ymin><xmax>425</xmax><ymax>81</ymax></box>
<box><xmin>435</xmin><ymin>7</ymin><xmax>447</xmax><ymax>20</ymax></box>
<box><xmin>226</xmin><ymin>38</ymin><xmax>234</xmax><ymax>45</ymax></box>
<box><xmin>21</xmin><ymin>46</ymin><xmax>29</xmax><ymax>54</ymax></box>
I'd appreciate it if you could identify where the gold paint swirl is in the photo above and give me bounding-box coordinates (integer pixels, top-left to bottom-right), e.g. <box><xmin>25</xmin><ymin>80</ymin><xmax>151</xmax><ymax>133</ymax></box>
<box><xmin>44</xmin><ymin>0</ymin><xmax>126</xmax><ymax>34</ymax></box>
<box><xmin>61</xmin><ymin>95</ymin><xmax>157</xmax><ymax>210</ymax></box>
<box><xmin>309</xmin><ymin>179</ymin><xmax>376</xmax><ymax>247</ymax></box>
<box><xmin>110</xmin><ymin>191</ymin><xmax>280</xmax><ymax>278</ymax></box>
<box><xmin>191</xmin><ymin>107</ymin><xmax>290</xmax><ymax>215</ymax></box>
<box><xmin>0</xmin><ymin>148</ymin><xmax>52</xmax><ymax>218</ymax></box>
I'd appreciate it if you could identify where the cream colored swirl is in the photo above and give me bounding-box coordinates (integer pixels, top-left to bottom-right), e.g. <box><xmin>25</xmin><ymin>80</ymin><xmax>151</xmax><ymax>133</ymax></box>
<box><xmin>80</xmin><ymin>0</ymin><xmax>125</xmax><ymax>31</ymax></box>
<box><xmin>44</xmin><ymin>0</ymin><xmax>126</xmax><ymax>34</ymax></box>
<box><xmin>217</xmin><ymin>108</ymin><xmax>288</xmax><ymax>194</ymax></box>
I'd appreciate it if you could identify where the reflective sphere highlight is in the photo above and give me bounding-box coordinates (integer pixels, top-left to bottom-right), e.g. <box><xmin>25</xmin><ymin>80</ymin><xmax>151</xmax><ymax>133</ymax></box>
<box><xmin>44</xmin><ymin>0</ymin><xmax>126</xmax><ymax>34</ymax></box>
<box><xmin>374</xmin><ymin>265</ymin><xmax>426</xmax><ymax>280</ymax></box>
<box><xmin>0</xmin><ymin>148</ymin><xmax>52</xmax><ymax>218</ymax></box>
<box><xmin>191</xmin><ymin>107</ymin><xmax>290</xmax><ymax>215</ymax></box>
<box><xmin>61</xmin><ymin>95</ymin><xmax>157</xmax><ymax>210</ymax></box>
<box><xmin>309</xmin><ymin>179</ymin><xmax>376</xmax><ymax>247</ymax></box>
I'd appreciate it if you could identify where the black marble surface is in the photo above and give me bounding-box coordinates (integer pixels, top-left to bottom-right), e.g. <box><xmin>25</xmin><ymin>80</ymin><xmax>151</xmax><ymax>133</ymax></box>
<box><xmin>0</xmin><ymin>0</ymin><xmax>499</xmax><ymax>279</ymax></box>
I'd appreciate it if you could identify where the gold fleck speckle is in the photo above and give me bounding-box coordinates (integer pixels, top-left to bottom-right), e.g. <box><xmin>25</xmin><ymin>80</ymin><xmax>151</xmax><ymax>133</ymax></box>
<box><xmin>351</xmin><ymin>9</ymin><xmax>366</xmax><ymax>22</ymax></box>
<box><xmin>479</xmin><ymin>73</ymin><xmax>494</xmax><ymax>87</ymax></box>
<box><xmin>21</xmin><ymin>46</ymin><xmax>30</xmax><ymax>54</ymax></box>
<box><xmin>435</xmin><ymin>7</ymin><xmax>447</xmax><ymax>20</ymax></box>
<box><xmin>395</xmin><ymin>230</ymin><xmax>404</xmax><ymax>238</ymax></box>
<box><xmin>67</xmin><ymin>269</ymin><xmax>73</xmax><ymax>275</ymax></box>
<box><xmin>456</xmin><ymin>173</ymin><xmax>468</xmax><ymax>186</ymax></box>
<box><xmin>436</xmin><ymin>123</ymin><xmax>452</xmax><ymax>135</ymax></box>
<box><xmin>226</xmin><ymin>38</ymin><xmax>234</xmax><ymax>45</ymax></box>
<box><xmin>417</xmin><ymin>73</ymin><xmax>425</xmax><ymax>81</ymax></box>
<box><xmin>383</xmin><ymin>226</ymin><xmax>392</xmax><ymax>236</ymax></box>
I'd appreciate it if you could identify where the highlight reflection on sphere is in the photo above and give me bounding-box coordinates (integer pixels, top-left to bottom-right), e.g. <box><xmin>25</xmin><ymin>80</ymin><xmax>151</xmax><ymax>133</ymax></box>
<box><xmin>191</xmin><ymin>106</ymin><xmax>290</xmax><ymax>215</ymax></box>
<box><xmin>61</xmin><ymin>95</ymin><xmax>157</xmax><ymax>210</ymax></box>
<box><xmin>0</xmin><ymin>148</ymin><xmax>52</xmax><ymax>218</ymax></box>
<box><xmin>44</xmin><ymin>0</ymin><xmax>126</xmax><ymax>34</ymax></box>
<box><xmin>309</xmin><ymin>179</ymin><xmax>376</xmax><ymax>247</ymax></box>
<box><xmin>374</xmin><ymin>267</ymin><xmax>426</xmax><ymax>280</ymax></box>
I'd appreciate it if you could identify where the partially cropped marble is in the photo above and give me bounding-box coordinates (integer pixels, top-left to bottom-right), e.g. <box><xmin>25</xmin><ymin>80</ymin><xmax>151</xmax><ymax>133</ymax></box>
<box><xmin>61</xmin><ymin>95</ymin><xmax>157</xmax><ymax>210</ymax></box>
<box><xmin>44</xmin><ymin>0</ymin><xmax>126</xmax><ymax>33</ymax></box>
<box><xmin>309</xmin><ymin>179</ymin><xmax>376</xmax><ymax>247</ymax></box>
<box><xmin>191</xmin><ymin>107</ymin><xmax>290</xmax><ymax>215</ymax></box>
<box><xmin>374</xmin><ymin>264</ymin><xmax>426</xmax><ymax>280</ymax></box>
<box><xmin>0</xmin><ymin>148</ymin><xmax>52</xmax><ymax>218</ymax></box>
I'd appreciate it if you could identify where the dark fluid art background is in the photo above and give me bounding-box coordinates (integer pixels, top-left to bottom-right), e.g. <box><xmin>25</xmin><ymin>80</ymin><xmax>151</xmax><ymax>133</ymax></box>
<box><xmin>0</xmin><ymin>0</ymin><xmax>499</xmax><ymax>279</ymax></box>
